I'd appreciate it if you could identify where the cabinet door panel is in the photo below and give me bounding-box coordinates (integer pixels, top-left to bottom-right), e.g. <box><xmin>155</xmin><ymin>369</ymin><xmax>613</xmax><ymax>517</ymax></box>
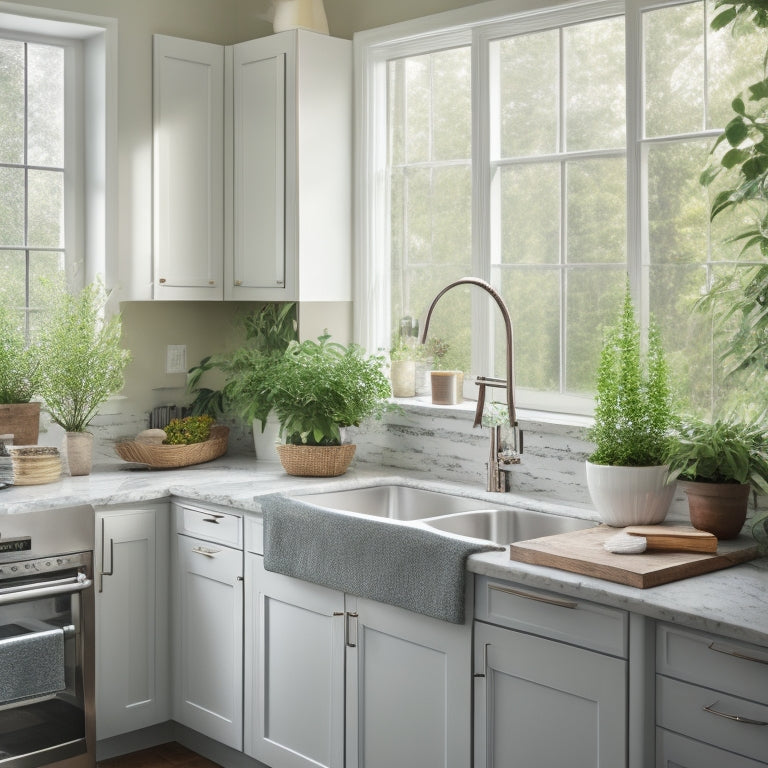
<box><xmin>244</xmin><ymin>553</ymin><xmax>345</xmax><ymax>768</ymax></box>
<box><xmin>232</xmin><ymin>39</ymin><xmax>287</xmax><ymax>296</ymax></box>
<box><xmin>173</xmin><ymin>534</ymin><xmax>243</xmax><ymax>749</ymax></box>
<box><xmin>474</xmin><ymin>620</ymin><xmax>626</xmax><ymax>768</ymax></box>
<box><xmin>347</xmin><ymin>597</ymin><xmax>471</xmax><ymax>768</ymax></box>
<box><xmin>95</xmin><ymin>505</ymin><xmax>169</xmax><ymax>740</ymax></box>
<box><xmin>656</xmin><ymin>728</ymin><xmax>768</xmax><ymax>768</ymax></box>
<box><xmin>153</xmin><ymin>35</ymin><xmax>224</xmax><ymax>299</ymax></box>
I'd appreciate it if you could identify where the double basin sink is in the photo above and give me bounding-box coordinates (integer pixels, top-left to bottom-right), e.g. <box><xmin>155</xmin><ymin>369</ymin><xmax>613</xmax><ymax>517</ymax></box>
<box><xmin>298</xmin><ymin>484</ymin><xmax>595</xmax><ymax>546</ymax></box>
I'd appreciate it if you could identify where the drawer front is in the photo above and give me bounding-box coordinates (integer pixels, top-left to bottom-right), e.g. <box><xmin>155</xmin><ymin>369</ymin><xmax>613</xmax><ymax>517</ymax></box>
<box><xmin>656</xmin><ymin>676</ymin><xmax>768</xmax><ymax>764</ymax></box>
<box><xmin>657</xmin><ymin>623</ymin><xmax>768</xmax><ymax>703</ymax></box>
<box><xmin>656</xmin><ymin>728</ymin><xmax>768</xmax><ymax>768</ymax></box>
<box><xmin>474</xmin><ymin>576</ymin><xmax>627</xmax><ymax>657</ymax></box>
<box><xmin>174</xmin><ymin>502</ymin><xmax>242</xmax><ymax>548</ymax></box>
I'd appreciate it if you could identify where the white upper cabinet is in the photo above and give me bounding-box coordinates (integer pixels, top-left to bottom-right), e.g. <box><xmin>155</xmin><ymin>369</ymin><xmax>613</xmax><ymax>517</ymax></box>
<box><xmin>153</xmin><ymin>35</ymin><xmax>224</xmax><ymax>300</ymax></box>
<box><xmin>229</xmin><ymin>30</ymin><xmax>352</xmax><ymax>301</ymax></box>
<box><xmin>152</xmin><ymin>30</ymin><xmax>351</xmax><ymax>302</ymax></box>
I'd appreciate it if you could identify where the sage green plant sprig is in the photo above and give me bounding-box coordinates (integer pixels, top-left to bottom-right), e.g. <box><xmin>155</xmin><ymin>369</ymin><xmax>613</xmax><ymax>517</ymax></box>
<box><xmin>0</xmin><ymin>303</ymin><xmax>39</xmax><ymax>404</ymax></box>
<box><xmin>36</xmin><ymin>281</ymin><xmax>131</xmax><ymax>433</ymax></box>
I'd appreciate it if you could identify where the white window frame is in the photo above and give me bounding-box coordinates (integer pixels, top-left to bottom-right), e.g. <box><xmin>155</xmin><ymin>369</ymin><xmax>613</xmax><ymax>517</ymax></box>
<box><xmin>0</xmin><ymin>2</ymin><xmax>118</xmax><ymax>298</ymax></box>
<box><xmin>355</xmin><ymin>0</ymin><xmax>718</xmax><ymax>417</ymax></box>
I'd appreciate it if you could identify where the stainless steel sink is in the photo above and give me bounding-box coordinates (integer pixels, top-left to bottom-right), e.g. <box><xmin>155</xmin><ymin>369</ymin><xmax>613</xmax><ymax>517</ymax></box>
<box><xmin>423</xmin><ymin>508</ymin><xmax>596</xmax><ymax>545</ymax></box>
<box><xmin>297</xmin><ymin>484</ymin><xmax>504</xmax><ymax>521</ymax></box>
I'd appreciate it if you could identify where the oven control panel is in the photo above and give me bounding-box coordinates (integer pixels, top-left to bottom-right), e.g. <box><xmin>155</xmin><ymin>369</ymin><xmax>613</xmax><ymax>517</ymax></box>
<box><xmin>0</xmin><ymin>550</ymin><xmax>91</xmax><ymax>579</ymax></box>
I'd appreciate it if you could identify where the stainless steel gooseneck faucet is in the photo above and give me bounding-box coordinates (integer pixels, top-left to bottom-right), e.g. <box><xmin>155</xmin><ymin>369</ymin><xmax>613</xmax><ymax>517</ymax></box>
<box><xmin>420</xmin><ymin>277</ymin><xmax>522</xmax><ymax>492</ymax></box>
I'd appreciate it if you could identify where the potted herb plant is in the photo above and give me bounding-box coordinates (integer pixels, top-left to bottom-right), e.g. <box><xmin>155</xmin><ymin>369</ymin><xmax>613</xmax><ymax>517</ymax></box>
<box><xmin>36</xmin><ymin>281</ymin><xmax>131</xmax><ymax>475</ymax></box>
<box><xmin>187</xmin><ymin>302</ymin><xmax>298</xmax><ymax>458</ymax></box>
<box><xmin>264</xmin><ymin>333</ymin><xmax>392</xmax><ymax>476</ymax></box>
<box><xmin>0</xmin><ymin>303</ymin><xmax>41</xmax><ymax>445</ymax></box>
<box><xmin>664</xmin><ymin>417</ymin><xmax>768</xmax><ymax>539</ymax></box>
<box><xmin>586</xmin><ymin>284</ymin><xmax>677</xmax><ymax>526</ymax></box>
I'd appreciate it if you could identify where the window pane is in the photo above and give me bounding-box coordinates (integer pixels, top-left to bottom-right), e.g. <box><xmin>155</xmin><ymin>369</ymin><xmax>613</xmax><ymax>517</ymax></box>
<box><xmin>498</xmin><ymin>268</ymin><xmax>559</xmax><ymax>390</ymax></box>
<box><xmin>27</xmin><ymin>169</ymin><xmax>64</xmax><ymax>248</ymax></box>
<box><xmin>564</xmin><ymin>17</ymin><xmax>625</xmax><ymax>152</ymax></box>
<box><xmin>566</xmin><ymin>158</ymin><xmax>626</xmax><ymax>264</ymax></box>
<box><xmin>28</xmin><ymin>250</ymin><xmax>66</xmax><ymax>335</ymax></box>
<box><xmin>496</xmin><ymin>30</ymin><xmax>558</xmax><ymax>158</ymax></box>
<box><xmin>499</xmin><ymin>163</ymin><xmax>559</xmax><ymax>265</ymax></box>
<box><xmin>566</xmin><ymin>268</ymin><xmax>624</xmax><ymax>394</ymax></box>
<box><xmin>27</xmin><ymin>43</ymin><xmax>65</xmax><ymax>168</ymax></box>
<box><xmin>644</xmin><ymin>3</ymin><xmax>704</xmax><ymax>137</ymax></box>
<box><xmin>432</xmin><ymin>48</ymin><xmax>471</xmax><ymax>161</ymax></box>
<box><xmin>0</xmin><ymin>39</ymin><xmax>24</xmax><ymax>165</ymax></box>
<box><xmin>0</xmin><ymin>167</ymin><xmax>25</xmax><ymax>246</ymax></box>
<box><xmin>0</xmin><ymin>251</ymin><xmax>26</xmax><ymax>307</ymax></box>
<box><xmin>646</xmin><ymin>140</ymin><xmax>710</xmax><ymax>265</ymax></box>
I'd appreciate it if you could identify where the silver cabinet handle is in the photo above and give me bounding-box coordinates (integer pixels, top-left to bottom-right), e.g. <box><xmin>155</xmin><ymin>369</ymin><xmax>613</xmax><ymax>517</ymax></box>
<box><xmin>704</xmin><ymin>703</ymin><xmax>768</xmax><ymax>726</ymax></box>
<box><xmin>202</xmin><ymin>514</ymin><xmax>225</xmax><ymax>525</ymax></box>
<box><xmin>489</xmin><ymin>583</ymin><xmax>578</xmax><ymax>609</ymax></box>
<box><xmin>99</xmin><ymin>537</ymin><xmax>114</xmax><ymax>593</ymax></box>
<box><xmin>708</xmin><ymin>641</ymin><xmax>768</xmax><ymax>666</ymax></box>
<box><xmin>474</xmin><ymin>643</ymin><xmax>490</xmax><ymax>679</ymax></box>
<box><xmin>192</xmin><ymin>545</ymin><xmax>221</xmax><ymax>558</ymax></box>
<box><xmin>345</xmin><ymin>611</ymin><xmax>358</xmax><ymax>648</ymax></box>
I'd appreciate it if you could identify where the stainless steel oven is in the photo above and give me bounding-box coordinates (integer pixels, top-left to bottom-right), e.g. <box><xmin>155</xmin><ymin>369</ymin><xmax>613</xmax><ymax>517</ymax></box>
<box><xmin>0</xmin><ymin>506</ymin><xmax>95</xmax><ymax>768</ymax></box>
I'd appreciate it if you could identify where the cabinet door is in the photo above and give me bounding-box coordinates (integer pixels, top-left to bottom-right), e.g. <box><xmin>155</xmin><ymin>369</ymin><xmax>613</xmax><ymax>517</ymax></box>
<box><xmin>173</xmin><ymin>534</ymin><xmax>243</xmax><ymax>749</ymax></box>
<box><xmin>244</xmin><ymin>553</ymin><xmax>345</xmax><ymax>768</ymax></box>
<box><xmin>153</xmin><ymin>35</ymin><xmax>224</xmax><ymax>300</ymax></box>
<box><xmin>474</xmin><ymin>620</ymin><xmax>626</xmax><ymax>768</ymax></box>
<box><xmin>346</xmin><ymin>596</ymin><xmax>472</xmax><ymax>768</ymax></box>
<box><xmin>656</xmin><ymin>728</ymin><xmax>768</xmax><ymax>768</ymax></box>
<box><xmin>230</xmin><ymin>36</ymin><xmax>287</xmax><ymax>300</ymax></box>
<box><xmin>95</xmin><ymin>504</ymin><xmax>170</xmax><ymax>740</ymax></box>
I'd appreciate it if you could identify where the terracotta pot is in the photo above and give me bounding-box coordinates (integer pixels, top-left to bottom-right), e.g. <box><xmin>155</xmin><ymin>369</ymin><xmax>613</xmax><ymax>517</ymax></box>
<box><xmin>65</xmin><ymin>431</ymin><xmax>94</xmax><ymax>476</ymax></box>
<box><xmin>0</xmin><ymin>402</ymin><xmax>41</xmax><ymax>445</ymax></box>
<box><xmin>585</xmin><ymin>462</ymin><xmax>675</xmax><ymax>527</ymax></box>
<box><xmin>681</xmin><ymin>481</ymin><xmax>751</xmax><ymax>539</ymax></box>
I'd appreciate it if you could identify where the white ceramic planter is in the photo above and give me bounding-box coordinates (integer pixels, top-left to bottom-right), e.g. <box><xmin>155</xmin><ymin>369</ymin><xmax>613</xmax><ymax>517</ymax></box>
<box><xmin>585</xmin><ymin>461</ymin><xmax>675</xmax><ymax>527</ymax></box>
<box><xmin>65</xmin><ymin>431</ymin><xmax>94</xmax><ymax>476</ymax></box>
<box><xmin>252</xmin><ymin>416</ymin><xmax>281</xmax><ymax>460</ymax></box>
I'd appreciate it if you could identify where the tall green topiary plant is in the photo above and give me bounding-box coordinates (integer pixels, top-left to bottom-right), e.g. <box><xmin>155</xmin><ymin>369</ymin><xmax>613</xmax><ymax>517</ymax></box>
<box><xmin>588</xmin><ymin>285</ymin><xmax>675</xmax><ymax>467</ymax></box>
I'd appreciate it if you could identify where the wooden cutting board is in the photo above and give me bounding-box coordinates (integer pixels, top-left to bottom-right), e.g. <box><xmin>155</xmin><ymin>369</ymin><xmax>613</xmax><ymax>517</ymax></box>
<box><xmin>508</xmin><ymin>524</ymin><xmax>761</xmax><ymax>588</ymax></box>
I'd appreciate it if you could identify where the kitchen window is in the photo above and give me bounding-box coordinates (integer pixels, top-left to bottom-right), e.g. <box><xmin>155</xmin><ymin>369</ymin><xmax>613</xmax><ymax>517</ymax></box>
<box><xmin>355</xmin><ymin>0</ymin><xmax>768</xmax><ymax>417</ymax></box>
<box><xmin>0</xmin><ymin>7</ymin><xmax>115</xmax><ymax>336</ymax></box>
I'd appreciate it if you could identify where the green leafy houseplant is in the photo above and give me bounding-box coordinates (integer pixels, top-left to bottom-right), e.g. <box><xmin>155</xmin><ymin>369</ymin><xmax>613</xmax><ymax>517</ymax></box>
<box><xmin>266</xmin><ymin>334</ymin><xmax>392</xmax><ymax>446</ymax></box>
<box><xmin>698</xmin><ymin>0</ymin><xmax>768</xmax><ymax>385</ymax></box>
<box><xmin>36</xmin><ymin>281</ymin><xmax>131</xmax><ymax>433</ymax></box>
<box><xmin>664</xmin><ymin>417</ymin><xmax>768</xmax><ymax>492</ymax></box>
<box><xmin>0</xmin><ymin>304</ymin><xmax>39</xmax><ymax>404</ymax></box>
<box><xmin>588</xmin><ymin>286</ymin><xmax>675</xmax><ymax>467</ymax></box>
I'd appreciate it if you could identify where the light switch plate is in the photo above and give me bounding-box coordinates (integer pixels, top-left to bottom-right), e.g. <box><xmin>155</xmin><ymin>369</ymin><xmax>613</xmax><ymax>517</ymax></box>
<box><xmin>166</xmin><ymin>344</ymin><xmax>187</xmax><ymax>374</ymax></box>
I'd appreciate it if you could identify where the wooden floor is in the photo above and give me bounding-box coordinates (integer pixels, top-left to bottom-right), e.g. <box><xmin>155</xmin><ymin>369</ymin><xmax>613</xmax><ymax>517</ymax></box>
<box><xmin>97</xmin><ymin>742</ymin><xmax>222</xmax><ymax>768</ymax></box>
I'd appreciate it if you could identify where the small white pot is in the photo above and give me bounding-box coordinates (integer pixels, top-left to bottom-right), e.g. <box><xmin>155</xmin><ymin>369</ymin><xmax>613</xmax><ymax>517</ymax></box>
<box><xmin>252</xmin><ymin>416</ymin><xmax>281</xmax><ymax>460</ymax></box>
<box><xmin>585</xmin><ymin>461</ymin><xmax>675</xmax><ymax>527</ymax></box>
<box><xmin>65</xmin><ymin>431</ymin><xmax>94</xmax><ymax>476</ymax></box>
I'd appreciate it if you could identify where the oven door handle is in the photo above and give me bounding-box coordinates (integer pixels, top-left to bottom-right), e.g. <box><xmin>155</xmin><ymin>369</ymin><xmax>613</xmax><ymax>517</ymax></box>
<box><xmin>0</xmin><ymin>575</ymin><xmax>93</xmax><ymax>606</ymax></box>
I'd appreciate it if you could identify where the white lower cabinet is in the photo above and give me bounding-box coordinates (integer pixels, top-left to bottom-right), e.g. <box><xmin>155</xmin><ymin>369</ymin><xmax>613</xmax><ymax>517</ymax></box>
<box><xmin>95</xmin><ymin>502</ymin><xmax>170</xmax><ymax>740</ymax></box>
<box><xmin>244</xmin><ymin>553</ymin><xmax>471</xmax><ymax>768</ymax></box>
<box><xmin>172</xmin><ymin>503</ymin><xmax>244</xmax><ymax>750</ymax></box>
<box><xmin>655</xmin><ymin>623</ymin><xmax>768</xmax><ymax>767</ymax></box>
<box><xmin>473</xmin><ymin>577</ymin><xmax>628</xmax><ymax>767</ymax></box>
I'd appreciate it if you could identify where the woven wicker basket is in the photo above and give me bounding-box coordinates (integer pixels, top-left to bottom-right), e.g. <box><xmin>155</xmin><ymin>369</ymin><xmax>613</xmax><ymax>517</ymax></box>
<box><xmin>115</xmin><ymin>426</ymin><xmax>229</xmax><ymax>469</ymax></box>
<box><xmin>276</xmin><ymin>443</ymin><xmax>356</xmax><ymax>477</ymax></box>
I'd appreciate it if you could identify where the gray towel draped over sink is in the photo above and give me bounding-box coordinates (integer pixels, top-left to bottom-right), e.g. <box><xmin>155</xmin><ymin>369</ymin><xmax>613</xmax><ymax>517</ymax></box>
<box><xmin>260</xmin><ymin>492</ymin><xmax>504</xmax><ymax>624</ymax></box>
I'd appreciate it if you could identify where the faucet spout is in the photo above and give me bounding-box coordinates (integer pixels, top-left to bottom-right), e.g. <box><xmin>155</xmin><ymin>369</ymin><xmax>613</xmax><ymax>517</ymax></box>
<box><xmin>420</xmin><ymin>277</ymin><xmax>516</xmax><ymax>428</ymax></box>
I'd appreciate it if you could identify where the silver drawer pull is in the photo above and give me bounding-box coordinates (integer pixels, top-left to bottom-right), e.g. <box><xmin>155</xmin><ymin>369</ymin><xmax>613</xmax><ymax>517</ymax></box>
<box><xmin>708</xmin><ymin>641</ymin><xmax>768</xmax><ymax>666</ymax></box>
<box><xmin>202</xmin><ymin>514</ymin><xmax>225</xmax><ymax>524</ymax></box>
<box><xmin>192</xmin><ymin>545</ymin><xmax>221</xmax><ymax>558</ymax></box>
<box><xmin>704</xmin><ymin>703</ymin><xmax>768</xmax><ymax>726</ymax></box>
<box><xmin>489</xmin><ymin>583</ymin><xmax>578</xmax><ymax>609</ymax></box>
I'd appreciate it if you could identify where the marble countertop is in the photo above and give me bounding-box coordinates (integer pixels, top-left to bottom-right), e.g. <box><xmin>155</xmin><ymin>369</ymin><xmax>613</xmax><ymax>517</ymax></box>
<box><xmin>1</xmin><ymin>456</ymin><xmax>766</xmax><ymax>648</ymax></box>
